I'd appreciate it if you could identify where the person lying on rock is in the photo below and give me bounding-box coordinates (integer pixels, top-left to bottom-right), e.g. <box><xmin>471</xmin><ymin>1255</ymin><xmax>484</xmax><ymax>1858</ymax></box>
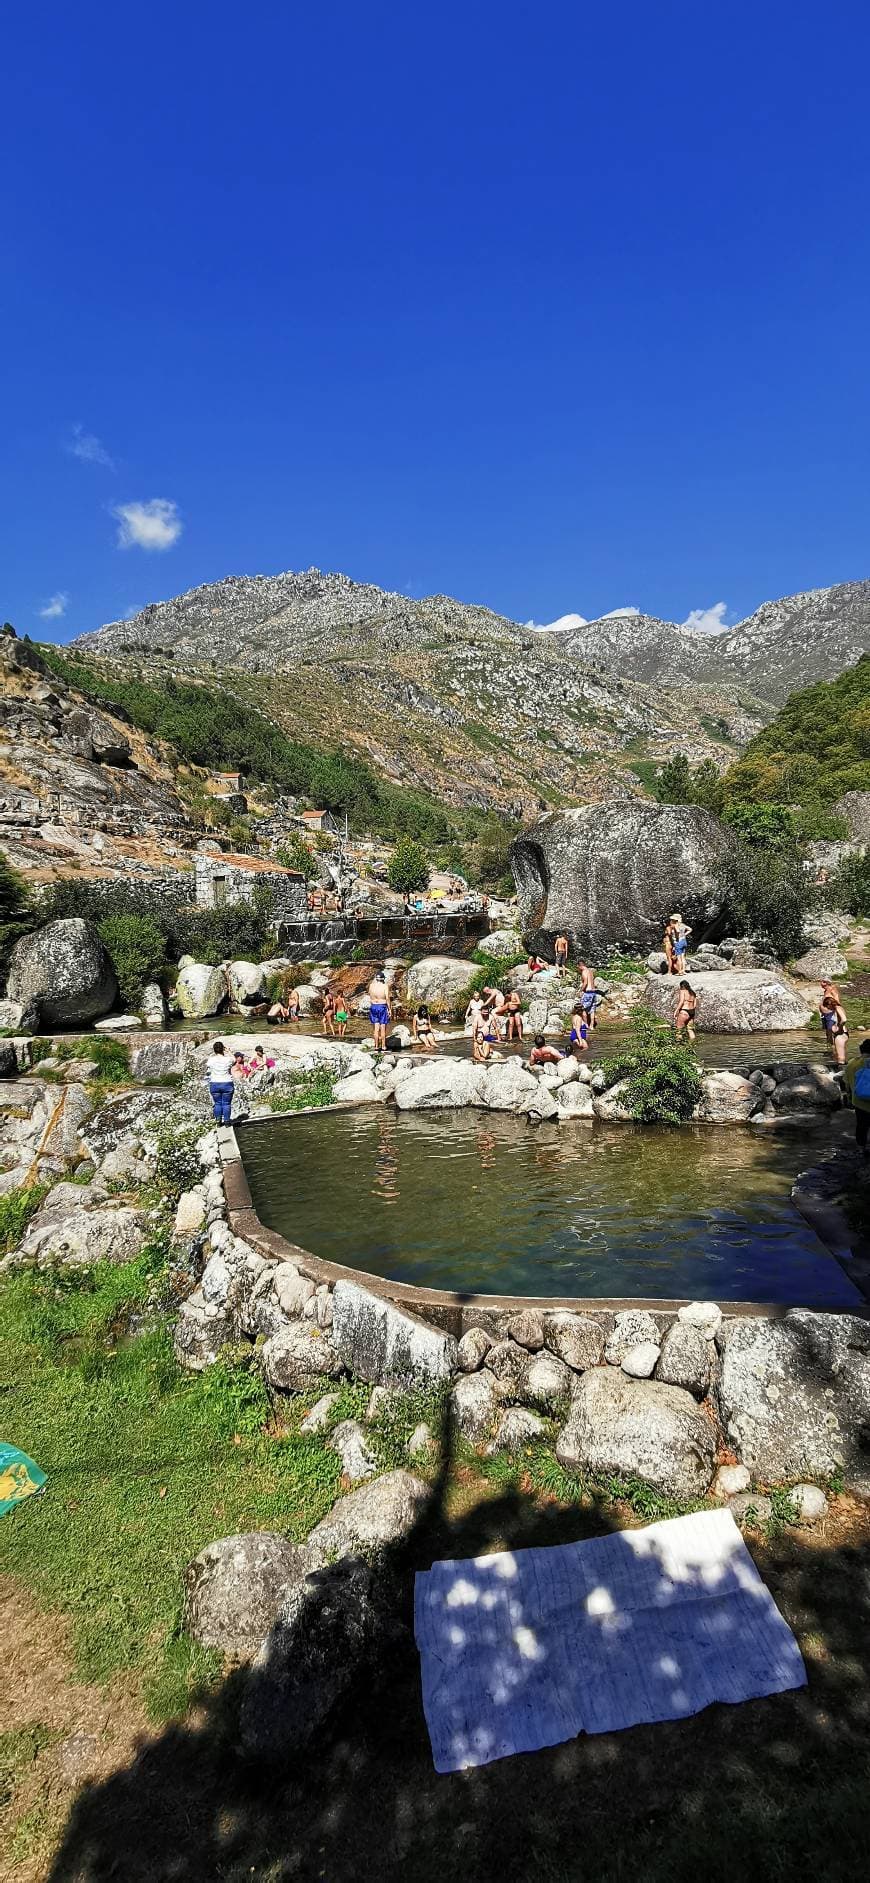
<box><xmin>527</xmin><ymin>954</ymin><xmax>547</xmax><ymax>975</ymax></box>
<box><xmin>673</xmin><ymin>980</ymin><xmax>697</xmax><ymax>1043</ymax></box>
<box><xmin>530</xmin><ymin>1033</ymin><xmax>562</xmax><ymax>1065</ymax></box>
<box><xmin>267</xmin><ymin>988</ymin><xmax>300</xmax><ymax>1024</ymax></box>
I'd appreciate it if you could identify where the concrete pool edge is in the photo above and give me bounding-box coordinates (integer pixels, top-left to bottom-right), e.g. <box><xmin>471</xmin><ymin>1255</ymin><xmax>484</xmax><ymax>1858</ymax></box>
<box><xmin>218</xmin><ymin>1118</ymin><xmax>870</xmax><ymax>1329</ymax></box>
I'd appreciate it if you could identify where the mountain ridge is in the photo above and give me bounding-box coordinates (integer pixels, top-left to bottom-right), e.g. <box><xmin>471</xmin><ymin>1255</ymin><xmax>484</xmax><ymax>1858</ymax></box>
<box><xmin>63</xmin><ymin>568</ymin><xmax>870</xmax><ymax>818</ymax></box>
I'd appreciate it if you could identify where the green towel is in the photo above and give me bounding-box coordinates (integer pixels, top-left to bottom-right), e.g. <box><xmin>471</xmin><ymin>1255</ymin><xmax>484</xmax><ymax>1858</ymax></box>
<box><xmin>0</xmin><ymin>1443</ymin><xmax>47</xmax><ymax>1517</ymax></box>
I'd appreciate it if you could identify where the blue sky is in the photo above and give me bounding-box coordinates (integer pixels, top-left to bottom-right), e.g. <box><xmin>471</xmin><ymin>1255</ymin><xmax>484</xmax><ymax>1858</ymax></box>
<box><xmin>3</xmin><ymin>2</ymin><xmax>869</xmax><ymax>641</ymax></box>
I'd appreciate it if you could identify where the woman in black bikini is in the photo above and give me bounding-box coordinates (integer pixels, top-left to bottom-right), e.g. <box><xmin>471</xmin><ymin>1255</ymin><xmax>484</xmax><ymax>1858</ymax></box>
<box><xmin>412</xmin><ymin>1004</ymin><xmax>437</xmax><ymax>1052</ymax></box>
<box><xmin>673</xmin><ymin>980</ymin><xmax>697</xmax><ymax>1042</ymax></box>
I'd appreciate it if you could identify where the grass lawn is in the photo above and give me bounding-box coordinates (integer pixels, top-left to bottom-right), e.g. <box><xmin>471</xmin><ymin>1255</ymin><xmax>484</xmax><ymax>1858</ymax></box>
<box><xmin>2</xmin><ymin>1245</ymin><xmax>869</xmax><ymax>1882</ymax></box>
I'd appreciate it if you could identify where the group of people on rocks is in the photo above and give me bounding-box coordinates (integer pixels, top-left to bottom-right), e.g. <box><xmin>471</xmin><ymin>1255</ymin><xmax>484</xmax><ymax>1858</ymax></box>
<box><xmin>206</xmin><ymin>923</ymin><xmax>870</xmax><ymax>1153</ymax></box>
<box><xmin>204</xmin><ymin>1041</ymin><xmax>277</xmax><ymax>1123</ymax></box>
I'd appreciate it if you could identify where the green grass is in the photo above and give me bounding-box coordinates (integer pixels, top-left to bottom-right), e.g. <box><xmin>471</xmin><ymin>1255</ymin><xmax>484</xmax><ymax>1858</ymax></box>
<box><xmin>268</xmin><ymin>1066</ymin><xmax>337</xmax><ymax>1112</ymax></box>
<box><xmin>626</xmin><ymin>759</ymin><xmax>659</xmax><ymax>794</ymax></box>
<box><xmin>0</xmin><ymin>1244</ymin><xmax>349</xmax><ymax>1721</ymax></box>
<box><xmin>0</xmin><ymin>1725</ymin><xmax>58</xmax><ymax>1812</ymax></box>
<box><xmin>0</xmin><ymin>1182</ymin><xmax>49</xmax><ymax>1256</ymax></box>
<box><xmin>31</xmin><ymin>1035</ymin><xmax>131</xmax><ymax>1084</ymax></box>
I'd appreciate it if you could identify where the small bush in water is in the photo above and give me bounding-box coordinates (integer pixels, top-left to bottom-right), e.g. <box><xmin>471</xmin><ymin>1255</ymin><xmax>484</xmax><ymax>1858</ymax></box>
<box><xmin>600</xmin><ymin>1008</ymin><xmax>703</xmax><ymax>1124</ymax></box>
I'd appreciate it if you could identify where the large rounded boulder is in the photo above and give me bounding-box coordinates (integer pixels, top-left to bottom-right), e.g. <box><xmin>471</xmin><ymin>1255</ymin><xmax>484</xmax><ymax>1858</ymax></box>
<box><xmin>404</xmin><ymin>955</ymin><xmax>480</xmax><ymax>1013</ymax></box>
<box><xmin>510</xmin><ymin>802</ymin><xmax>731</xmax><ymax>957</ymax></box>
<box><xmin>6</xmin><ymin>918</ymin><xmax>118</xmax><ymax>1027</ymax></box>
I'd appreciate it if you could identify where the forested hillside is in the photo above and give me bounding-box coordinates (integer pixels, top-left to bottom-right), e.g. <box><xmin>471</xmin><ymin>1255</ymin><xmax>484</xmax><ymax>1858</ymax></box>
<box><xmin>38</xmin><ymin>646</ymin><xmax>513</xmax><ymax>855</ymax></box>
<box><xmin>722</xmin><ymin>654</ymin><xmax>870</xmax><ymax>811</ymax></box>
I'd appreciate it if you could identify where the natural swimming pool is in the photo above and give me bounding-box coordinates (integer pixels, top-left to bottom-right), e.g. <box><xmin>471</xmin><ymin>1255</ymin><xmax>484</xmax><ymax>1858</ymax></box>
<box><xmin>237</xmin><ymin>1108</ymin><xmax>861</xmax><ymax>1308</ymax></box>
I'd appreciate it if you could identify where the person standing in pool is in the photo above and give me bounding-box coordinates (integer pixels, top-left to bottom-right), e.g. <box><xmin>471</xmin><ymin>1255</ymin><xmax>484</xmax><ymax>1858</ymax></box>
<box><xmin>578</xmin><ymin>960</ymin><xmax>600</xmax><ymax>1029</ymax></box>
<box><xmin>321</xmin><ymin>988</ymin><xmax>337</xmax><ymax>1037</ymax></box>
<box><xmin>472</xmin><ymin>1004</ymin><xmax>498</xmax><ymax>1062</ymax></box>
<box><xmin>530</xmin><ymin>1033</ymin><xmax>562</xmax><ymax>1065</ymax></box>
<box><xmin>821</xmin><ymin>990</ymin><xmax>849</xmax><ymax>1065</ymax></box>
<box><xmin>503</xmin><ymin>989</ymin><xmax>524</xmax><ymax>1041</ymax></box>
<box><xmin>368</xmin><ymin>966</ymin><xmax>391</xmax><ymax>1052</ymax></box>
<box><xmin>673</xmin><ymin>979</ymin><xmax>697</xmax><ymax>1042</ymax></box>
<box><xmin>335</xmin><ymin>998</ymin><xmax>350</xmax><ymax>1038</ymax></box>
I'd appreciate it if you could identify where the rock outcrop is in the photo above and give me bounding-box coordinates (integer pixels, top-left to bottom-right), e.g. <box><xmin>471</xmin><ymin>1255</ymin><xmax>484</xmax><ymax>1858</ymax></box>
<box><xmin>644</xmin><ymin>969</ymin><xmax>813</xmax><ymax>1033</ymax></box>
<box><xmin>404</xmin><ymin>955</ymin><xmax>480</xmax><ymax>1012</ymax></box>
<box><xmin>174</xmin><ymin>961</ymin><xmax>228</xmax><ymax>1019</ymax></box>
<box><xmin>6</xmin><ymin>918</ymin><xmax>118</xmax><ymax>1027</ymax></box>
<box><xmin>511</xmin><ymin>802</ymin><xmax>732</xmax><ymax>956</ymax></box>
<box><xmin>719</xmin><ymin>1310</ymin><xmax>870</xmax><ymax>1492</ymax></box>
<box><xmin>556</xmin><ymin>1368</ymin><xmax>716</xmax><ymax>1499</ymax></box>
<box><xmin>184</xmin><ymin>1532</ymin><xmax>306</xmax><ymax>1658</ymax></box>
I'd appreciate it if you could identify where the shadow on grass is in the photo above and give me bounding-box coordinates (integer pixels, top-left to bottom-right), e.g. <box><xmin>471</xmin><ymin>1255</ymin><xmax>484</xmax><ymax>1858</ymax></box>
<box><xmin>46</xmin><ymin>1425</ymin><xmax>870</xmax><ymax>1883</ymax></box>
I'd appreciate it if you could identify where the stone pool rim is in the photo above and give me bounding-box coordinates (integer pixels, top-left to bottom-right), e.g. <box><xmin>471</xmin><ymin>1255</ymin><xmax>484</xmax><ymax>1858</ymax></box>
<box><xmin>220</xmin><ymin>1114</ymin><xmax>868</xmax><ymax>1329</ymax></box>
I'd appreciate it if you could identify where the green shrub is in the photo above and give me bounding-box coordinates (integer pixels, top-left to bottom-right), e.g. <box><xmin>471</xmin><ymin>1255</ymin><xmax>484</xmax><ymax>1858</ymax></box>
<box><xmin>719</xmin><ymin>835</ymin><xmax>810</xmax><ymax>958</ymax></box>
<box><xmin>268</xmin><ymin>1066</ymin><xmax>336</xmax><ymax>1111</ymax></box>
<box><xmin>831</xmin><ymin>848</ymin><xmax>870</xmax><ymax>918</ymax></box>
<box><xmin>723</xmin><ymin>801</ymin><xmax>797</xmax><ymax>851</ymax></box>
<box><xmin>152</xmin><ymin>1121</ymin><xmax>202</xmax><ymax>1202</ymax></box>
<box><xmin>600</xmin><ymin>1009</ymin><xmax>703</xmax><ymax>1124</ymax></box>
<box><xmin>387</xmin><ymin>838</ymin><xmax>430</xmax><ymax>894</ymax></box>
<box><xmin>0</xmin><ymin>1183</ymin><xmax>49</xmax><ymax>1256</ymax></box>
<box><xmin>97</xmin><ymin>912</ymin><xmax>166</xmax><ymax>1007</ymax></box>
<box><xmin>167</xmin><ymin>882</ymin><xmax>277</xmax><ymax>966</ymax></box>
<box><xmin>276</xmin><ymin>833</ymin><xmax>315</xmax><ymax>877</ymax></box>
<box><xmin>0</xmin><ymin>847</ymin><xmax>32</xmax><ymax>967</ymax></box>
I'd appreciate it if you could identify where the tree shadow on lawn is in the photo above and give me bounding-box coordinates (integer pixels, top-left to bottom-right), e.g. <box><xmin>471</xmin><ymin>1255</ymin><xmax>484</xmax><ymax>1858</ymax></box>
<box><xmin>47</xmin><ymin>1435</ymin><xmax>870</xmax><ymax>1883</ymax></box>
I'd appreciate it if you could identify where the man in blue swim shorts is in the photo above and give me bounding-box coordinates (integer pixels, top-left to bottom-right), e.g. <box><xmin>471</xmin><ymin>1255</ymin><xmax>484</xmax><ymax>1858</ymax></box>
<box><xmin>368</xmin><ymin>966</ymin><xmax>391</xmax><ymax>1052</ymax></box>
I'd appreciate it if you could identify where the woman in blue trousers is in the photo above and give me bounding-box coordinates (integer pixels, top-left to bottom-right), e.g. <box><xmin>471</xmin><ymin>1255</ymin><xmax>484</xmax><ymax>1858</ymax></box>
<box><xmin>205</xmin><ymin>1040</ymin><xmax>235</xmax><ymax>1124</ymax></box>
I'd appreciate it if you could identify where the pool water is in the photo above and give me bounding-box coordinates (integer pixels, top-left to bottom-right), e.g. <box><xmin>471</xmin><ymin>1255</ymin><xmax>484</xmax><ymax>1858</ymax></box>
<box><xmin>237</xmin><ymin>1108</ymin><xmax>861</xmax><ymax>1307</ymax></box>
<box><xmin>173</xmin><ymin>1011</ymin><xmax>834</xmax><ymax>1072</ymax></box>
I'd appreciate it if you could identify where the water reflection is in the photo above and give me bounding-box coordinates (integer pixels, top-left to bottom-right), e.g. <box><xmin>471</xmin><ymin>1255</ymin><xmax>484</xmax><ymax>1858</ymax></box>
<box><xmin>373</xmin><ymin>1117</ymin><xmax>400</xmax><ymax>1206</ymax></box>
<box><xmin>238</xmin><ymin>1109</ymin><xmax>859</xmax><ymax>1307</ymax></box>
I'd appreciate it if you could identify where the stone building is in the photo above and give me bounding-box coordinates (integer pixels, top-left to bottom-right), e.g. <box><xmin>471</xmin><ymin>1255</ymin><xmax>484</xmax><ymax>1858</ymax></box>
<box><xmin>194</xmin><ymin>851</ymin><xmax>307</xmax><ymax>920</ymax></box>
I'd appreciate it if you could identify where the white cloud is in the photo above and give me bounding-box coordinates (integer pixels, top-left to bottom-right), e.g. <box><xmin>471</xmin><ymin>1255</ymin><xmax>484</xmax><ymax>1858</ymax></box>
<box><xmin>599</xmin><ymin>606</ymin><xmax>640</xmax><ymax>619</ymax></box>
<box><xmin>528</xmin><ymin>612</ymin><xmax>589</xmax><ymax>633</ymax></box>
<box><xmin>66</xmin><ymin>424</ymin><xmax>115</xmax><ymax>470</ymax></box>
<box><xmin>39</xmin><ymin>591</ymin><xmax>69</xmax><ymax>620</ymax></box>
<box><xmin>113</xmin><ymin>498</ymin><xmax>182</xmax><ymax>551</ymax></box>
<box><xmin>681</xmin><ymin>602</ymin><xmax>730</xmax><ymax>635</ymax></box>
